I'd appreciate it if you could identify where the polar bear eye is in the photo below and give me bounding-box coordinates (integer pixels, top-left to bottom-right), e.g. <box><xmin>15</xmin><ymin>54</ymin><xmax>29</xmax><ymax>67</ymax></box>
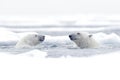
<box><xmin>35</xmin><ymin>35</ymin><xmax>38</xmax><ymax>37</ymax></box>
<box><xmin>77</xmin><ymin>33</ymin><xmax>80</xmax><ymax>35</ymax></box>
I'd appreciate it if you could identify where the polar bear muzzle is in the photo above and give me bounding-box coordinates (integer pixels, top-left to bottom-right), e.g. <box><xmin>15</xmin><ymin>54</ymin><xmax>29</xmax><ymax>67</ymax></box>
<box><xmin>69</xmin><ymin>34</ymin><xmax>77</xmax><ymax>40</ymax></box>
<box><xmin>39</xmin><ymin>35</ymin><xmax>45</xmax><ymax>41</ymax></box>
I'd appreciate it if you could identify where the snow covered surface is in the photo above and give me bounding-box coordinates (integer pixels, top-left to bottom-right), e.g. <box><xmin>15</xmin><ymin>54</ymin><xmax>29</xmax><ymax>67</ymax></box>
<box><xmin>0</xmin><ymin>51</ymin><xmax>120</xmax><ymax>80</ymax></box>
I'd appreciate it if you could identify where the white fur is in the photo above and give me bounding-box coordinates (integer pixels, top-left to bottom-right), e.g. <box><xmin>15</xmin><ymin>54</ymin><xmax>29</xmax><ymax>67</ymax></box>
<box><xmin>69</xmin><ymin>32</ymin><xmax>99</xmax><ymax>49</ymax></box>
<box><xmin>15</xmin><ymin>33</ymin><xmax>45</xmax><ymax>48</ymax></box>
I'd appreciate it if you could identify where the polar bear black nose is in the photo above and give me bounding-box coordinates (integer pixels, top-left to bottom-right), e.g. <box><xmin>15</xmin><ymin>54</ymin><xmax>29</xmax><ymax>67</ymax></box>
<box><xmin>69</xmin><ymin>35</ymin><xmax>73</xmax><ymax>40</ymax></box>
<box><xmin>69</xmin><ymin>35</ymin><xmax>72</xmax><ymax>38</ymax></box>
<box><xmin>69</xmin><ymin>35</ymin><xmax>77</xmax><ymax>40</ymax></box>
<box><xmin>39</xmin><ymin>36</ymin><xmax>45</xmax><ymax>41</ymax></box>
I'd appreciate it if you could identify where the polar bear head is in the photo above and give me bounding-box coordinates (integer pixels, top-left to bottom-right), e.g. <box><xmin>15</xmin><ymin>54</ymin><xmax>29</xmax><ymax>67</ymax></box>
<box><xmin>15</xmin><ymin>33</ymin><xmax>45</xmax><ymax>48</ymax></box>
<box><xmin>69</xmin><ymin>32</ymin><xmax>99</xmax><ymax>49</ymax></box>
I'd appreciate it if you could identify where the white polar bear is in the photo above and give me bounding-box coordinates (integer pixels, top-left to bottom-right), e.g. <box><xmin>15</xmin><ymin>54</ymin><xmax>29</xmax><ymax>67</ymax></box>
<box><xmin>69</xmin><ymin>32</ymin><xmax>99</xmax><ymax>49</ymax></box>
<box><xmin>15</xmin><ymin>33</ymin><xmax>45</xmax><ymax>48</ymax></box>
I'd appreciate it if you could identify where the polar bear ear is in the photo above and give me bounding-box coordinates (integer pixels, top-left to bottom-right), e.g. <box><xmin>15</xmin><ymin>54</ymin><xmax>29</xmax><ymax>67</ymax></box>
<box><xmin>89</xmin><ymin>35</ymin><xmax>92</xmax><ymax>38</ymax></box>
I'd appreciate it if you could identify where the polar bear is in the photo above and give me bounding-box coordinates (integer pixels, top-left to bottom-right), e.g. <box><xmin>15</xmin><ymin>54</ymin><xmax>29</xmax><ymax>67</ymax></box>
<box><xmin>15</xmin><ymin>33</ymin><xmax>45</xmax><ymax>48</ymax></box>
<box><xmin>69</xmin><ymin>32</ymin><xmax>99</xmax><ymax>49</ymax></box>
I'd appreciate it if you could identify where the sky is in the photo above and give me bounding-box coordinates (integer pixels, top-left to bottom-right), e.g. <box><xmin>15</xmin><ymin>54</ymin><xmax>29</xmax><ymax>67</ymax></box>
<box><xmin>0</xmin><ymin>0</ymin><xmax>120</xmax><ymax>22</ymax></box>
<box><xmin>0</xmin><ymin>0</ymin><xmax>120</xmax><ymax>16</ymax></box>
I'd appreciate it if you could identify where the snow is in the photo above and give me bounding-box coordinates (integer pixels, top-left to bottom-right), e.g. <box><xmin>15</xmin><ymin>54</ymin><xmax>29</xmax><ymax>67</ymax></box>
<box><xmin>0</xmin><ymin>51</ymin><xmax>120</xmax><ymax>80</ymax></box>
<box><xmin>94</xmin><ymin>32</ymin><xmax>120</xmax><ymax>44</ymax></box>
<box><xmin>0</xmin><ymin>28</ymin><xmax>18</xmax><ymax>41</ymax></box>
<box><xmin>18</xmin><ymin>49</ymin><xmax>47</xmax><ymax>58</ymax></box>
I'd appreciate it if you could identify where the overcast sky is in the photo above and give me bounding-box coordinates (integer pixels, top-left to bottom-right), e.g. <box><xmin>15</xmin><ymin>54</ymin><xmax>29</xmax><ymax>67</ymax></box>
<box><xmin>0</xmin><ymin>0</ymin><xmax>120</xmax><ymax>23</ymax></box>
<box><xmin>0</xmin><ymin>0</ymin><xmax>120</xmax><ymax>16</ymax></box>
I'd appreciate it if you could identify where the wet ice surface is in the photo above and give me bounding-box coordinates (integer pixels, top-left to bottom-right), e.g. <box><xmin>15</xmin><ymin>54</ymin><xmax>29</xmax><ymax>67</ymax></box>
<box><xmin>0</xmin><ymin>25</ymin><xmax>120</xmax><ymax>58</ymax></box>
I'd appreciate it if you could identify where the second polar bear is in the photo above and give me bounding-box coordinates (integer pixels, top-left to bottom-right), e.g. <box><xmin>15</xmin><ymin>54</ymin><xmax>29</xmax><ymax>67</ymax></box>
<box><xmin>15</xmin><ymin>33</ymin><xmax>45</xmax><ymax>48</ymax></box>
<box><xmin>69</xmin><ymin>32</ymin><xmax>99</xmax><ymax>49</ymax></box>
